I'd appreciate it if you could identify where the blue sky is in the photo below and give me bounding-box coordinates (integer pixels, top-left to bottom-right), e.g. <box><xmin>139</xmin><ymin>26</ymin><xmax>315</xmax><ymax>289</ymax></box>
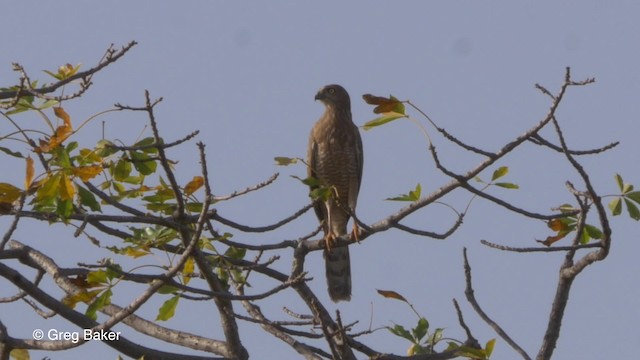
<box><xmin>2</xmin><ymin>2</ymin><xmax>639</xmax><ymax>359</ymax></box>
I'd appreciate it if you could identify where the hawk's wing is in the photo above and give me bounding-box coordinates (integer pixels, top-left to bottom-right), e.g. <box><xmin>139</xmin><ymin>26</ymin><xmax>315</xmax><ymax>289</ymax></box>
<box><xmin>307</xmin><ymin>135</ymin><xmax>326</xmax><ymax>231</ymax></box>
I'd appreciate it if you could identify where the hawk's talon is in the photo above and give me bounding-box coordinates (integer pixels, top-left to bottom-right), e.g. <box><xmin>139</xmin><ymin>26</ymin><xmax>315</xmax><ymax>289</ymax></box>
<box><xmin>324</xmin><ymin>232</ymin><xmax>337</xmax><ymax>252</ymax></box>
<box><xmin>350</xmin><ymin>221</ymin><xmax>360</xmax><ymax>243</ymax></box>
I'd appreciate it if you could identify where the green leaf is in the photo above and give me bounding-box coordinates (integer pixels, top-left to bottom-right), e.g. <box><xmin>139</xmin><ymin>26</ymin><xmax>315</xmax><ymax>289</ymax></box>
<box><xmin>608</xmin><ymin>198</ymin><xmax>622</xmax><ymax>216</ymax></box>
<box><xmin>291</xmin><ymin>175</ymin><xmax>322</xmax><ymax>187</ymax></box>
<box><xmin>585</xmin><ymin>224</ymin><xmax>603</xmax><ymax>240</ymax></box>
<box><xmin>412</xmin><ymin>317</ymin><xmax>429</xmax><ymax>342</ymax></box>
<box><xmin>614</xmin><ymin>173</ymin><xmax>624</xmax><ymax>192</ymax></box>
<box><xmin>158</xmin><ymin>285</ymin><xmax>180</xmax><ymax>294</ymax></box>
<box><xmin>225</xmin><ymin>246</ymin><xmax>247</xmax><ymax>260</ymax></box>
<box><xmin>56</xmin><ymin>198</ymin><xmax>73</xmax><ymax>219</ymax></box>
<box><xmin>185</xmin><ymin>202</ymin><xmax>204</xmax><ymax>213</ymax></box>
<box><xmin>274</xmin><ymin>156</ymin><xmax>298</xmax><ymax>166</ymax></box>
<box><xmin>43</xmin><ymin>69</ymin><xmax>60</xmax><ymax>80</ymax></box>
<box><xmin>77</xmin><ymin>185</ymin><xmax>101</xmax><ymax>212</ymax></box>
<box><xmin>156</xmin><ymin>295</ymin><xmax>180</xmax><ymax>321</ymax></box>
<box><xmin>113</xmin><ymin>159</ymin><xmax>132</xmax><ymax>181</ymax></box>
<box><xmin>580</xmin><ymin>229</ymin><xmax>590</xmax><ymax>244</ymax></box>
<box><xmin>142</xmin><ymin>190</ymin><xmax>176</xmax><ymax>203</ymax></box>
<box><xmin>623</xmin><ymin>183</ymin><xmax>634</xmax><ymax>194</ymax></box>
<box><xmin>625</xmin><ymin>191</ymin><xmax>640</xmax><ymax>204</ymax></box>
<box><xmin>145</xmin><ymin>203</ymin><xmax>175</xmax><ymax>214</ymax></box>
<box><xmin>491</xmin><ymin>166</ymin><xmax>509</xmax><ymax>181</ymax></box>
<box><xmin>53</xmin><ymin>145</ymin><xmax>72</xmax><ymax>169</ymax></box>
<box><xmin>363</xmin><ymin>112</ymin><xmax>406</xmax><ymax>130</ymax></box>
<box><xmin>87</xmin><ymin>270</ymin><xmax>108</xmax><ymax>285</ymax></box>
<box><xmin>86</xmin><ymin>288</ymin><xmax>112</xmax><ymax>321</ymax></box>
<box><xmin>390</xmin><ymin>95</ymin><xmax>406</xmax><ymax>114</ymax></box>
<box><xmin>455</xmin><ymin>345</ymin><xmax>487</xmax><ymax>359</ymax></box>
<box><xmin>0</xmin><ymin>146</ymin><xmax>24</xmax><ymax>158</ymax></box>
<box><xmin>558</xmin><ymin>204</ymin><xmax>576</xmax><ymax>213</ymax></box>
<box><xmin>134</xmin><ymin>137</ymin><xmax>159</xmax><ymax>154</ymax></box>
<box><xmin>387</xmin><ymin>324</ymin><xmax>414</xmax><ymax>342</ymax></box>
<box><xmin>96</xmin><ymin>139</ymin><xmax>119</xmax><ymax>157</ymax></box>
<box><xmin>494</xmin><ymin>182</ymin><xmax>519</xmax><ymax>189</ymax></box>
<box><xmin>38</xmin><ymin>99</ymin><xmax>59</xmax><ymax>110</ymax></box>
<box><xmin>386</xmin><ymin>183</ymin><xmax>421</xmax><ymax>201</ymax></box>
<box><xmin>624</xmin><ymin>198</ymin><xmax>640</xmax><ymax>221</ymax></box>
<box><xmin>130</xmin><ymin>151</ymin><xmax>157</xmax><ymax>175</ymax></box>
<box><xmin>66</xmin><ymin>141</ymin><xmax>79</xmax><ymax>154</ymax></box>
<box><xmin>105</xmin><ymin>265</ymin><xmax>121</xmax><ymax>280</ymax></box>
<box><xmin>429</xmin><ymin>328</ymin><xmax>444</xmax><ymax>346</ymax></box>
<box><xmin>310</xmin><ymin>186</ymin><xmax>332</xmax><ymax>201</ymax></box>
<box><xmin>112</xmin><ymin>181</ymin><xmax>126</xmax><ymax>194</ymax></box>
<box><xmin>122</xmin><ymin>175</ymin><xmax>144</xmax><ymax>185</ymax></box>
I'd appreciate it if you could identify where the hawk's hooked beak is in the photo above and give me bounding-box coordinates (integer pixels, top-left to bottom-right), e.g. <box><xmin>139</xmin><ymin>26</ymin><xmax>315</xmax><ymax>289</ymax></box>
<box><xmin>314</xmin><ymin>91</ymin><xmax>325</xmax><ymax>101</ymax></box>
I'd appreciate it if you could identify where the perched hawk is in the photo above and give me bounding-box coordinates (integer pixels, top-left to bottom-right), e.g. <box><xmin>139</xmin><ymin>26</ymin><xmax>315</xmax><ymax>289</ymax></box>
<box><xmin>307</xmin><ymin>84</ymin><xmax>363</xmax><ymax>302</ymax></box>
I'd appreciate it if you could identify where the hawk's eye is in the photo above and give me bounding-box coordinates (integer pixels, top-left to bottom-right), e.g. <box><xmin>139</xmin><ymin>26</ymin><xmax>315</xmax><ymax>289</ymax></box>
<box><xmin>327</xmin><ymin>88</ymin><xmax>336</xmax><ymax>95</ymax></box>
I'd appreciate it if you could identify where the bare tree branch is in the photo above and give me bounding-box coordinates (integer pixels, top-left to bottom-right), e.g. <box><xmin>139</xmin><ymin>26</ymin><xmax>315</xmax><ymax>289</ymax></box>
<box><xmin>462</xmin><ymin>248</ymin><xmax>532</xmax><ymax>360</ymax></box>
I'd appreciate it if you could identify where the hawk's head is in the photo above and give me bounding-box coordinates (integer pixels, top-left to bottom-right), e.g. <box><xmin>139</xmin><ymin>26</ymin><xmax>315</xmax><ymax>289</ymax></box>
<box><xmin>315</xmin><ymin>84</ymin><xmax>351</xmax><ymax>109</ymax></box>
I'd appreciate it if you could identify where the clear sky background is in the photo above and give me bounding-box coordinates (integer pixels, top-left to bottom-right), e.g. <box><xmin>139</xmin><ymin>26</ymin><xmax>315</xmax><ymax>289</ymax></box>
<box><xmin>2</xmin><ymin>2</ymin><xmax>639</xmax><ymax>359</ymax></box>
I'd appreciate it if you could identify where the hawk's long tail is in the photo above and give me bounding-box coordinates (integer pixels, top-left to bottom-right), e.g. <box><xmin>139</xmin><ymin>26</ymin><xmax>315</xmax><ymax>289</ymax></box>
<box><xmin>325</xmin><ymin>246</ymin><xmax>351</xmax><ymax>302</ymax></box>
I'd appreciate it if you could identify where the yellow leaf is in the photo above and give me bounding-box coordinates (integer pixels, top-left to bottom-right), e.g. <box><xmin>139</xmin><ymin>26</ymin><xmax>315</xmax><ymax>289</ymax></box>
<box><xmin>9</xmin><ymin>348</ymin><xmax>30</xmax><ymax>360</ymax></box>
<box><xmin>72</xmin><ymin>165</ymin><xmax>103</xmax><ymax>182</ymax></box>
<box><xmin>79</xmin><ymin>148</ymin><xmax>101</xmax><ymax>162</ymax></box>
<box><xmin>184</xmin><ymin>176</ymin><xmax>204</xmax><ymax>196</ymax></box>
<box><xmin>0</xmin><ymin>182</ymin><xmax>22</xmax><ymax>203</ymax></box>
<box><xmin>57</xmin><ymin>63</ymin><xmax>81</xmax><ymax>79</ymax></box>
<box><xmin>36</xmin><ymin>173</ymin><xmax>60</xmax><ymax>201</ymax></box>
<box><xmin>124</xmin><ymin>247</ymin><xmax>151</xmax><ymax>258</ymax></box>
<box><xmin>182</xmin><ymin>256</ymin><xmax>195</xmax><ymax>285</ymax></box>
<box><xmin>25</xmin><ymin>156</ymin><xmax>35</xmax><ymax>190</ymax></box>
<box><xmin>62</xmin><ymin>289</ymin><xmax>101</xmax><ymax>309</ymax></box>
<box><xmin>59</xmin><ymin>173</ymin><xmax>75</xmax><ymax>201</ymax></box>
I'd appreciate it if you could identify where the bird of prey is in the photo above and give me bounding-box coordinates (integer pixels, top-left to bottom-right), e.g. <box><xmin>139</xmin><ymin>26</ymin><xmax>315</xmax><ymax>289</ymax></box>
<box><xmin>307</xmin><ymin>84</ymin><xmax>363</xmax><ymax>302</ymax></box>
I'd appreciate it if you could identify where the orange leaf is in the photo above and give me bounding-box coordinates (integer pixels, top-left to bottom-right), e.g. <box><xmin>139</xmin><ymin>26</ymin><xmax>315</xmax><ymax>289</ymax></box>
<box><xmin>362</xmin><ymin>94</ymin><xmax>404</xmax><ymax>114</ymax></box>
<box><xmin>25</xmin><ymin>156</ymin><xmax>34</xmax><ymax>190</ymax></box>
<box><xmin>69</xmin><ymin>275</ymin><xmax>103</xmax><ymax>289</ymax></box>
<box><xmin>72</xmin><ymin>165</ymin><xmax>103</xmax><ymax>182</ymax></box>
<box><xmin>34</xmin><ymin>107</ymin><xmax>74</xmax><ymax>152</ymax></box>
<box><xmin>54</xmin><ymin>107</ymin><xmax>72</xmax><ymax>127</ymax></box>
<box><xmin>377</xmin><ymin>289</ymin><xmax>408</xmax><ymax>302</ymax></box>
<box><xmin>184</xmin><ymin>176</ymin><xmax>204</xmax><ymax>196</ymax></box>
<box><xmin>36</xmin><ymin>123</ymin><xmax>73</xmax><ymax>153</ymax></box>
<box><xmin>538</xmin><ymin>233</ymin><xmax>568</xmax><ymax>246</ymax></box>
<box><xmin>547</xmin><ymin>218</ymin><xmax>569</xmax><ymax>232</ymax></box>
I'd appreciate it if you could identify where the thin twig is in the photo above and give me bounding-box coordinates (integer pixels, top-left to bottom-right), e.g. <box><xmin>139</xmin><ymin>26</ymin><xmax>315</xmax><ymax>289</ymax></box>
<box><xmin>463</xmin><ymin>248</ymin><xmax>532</xmax><ymax>360</ymax></box>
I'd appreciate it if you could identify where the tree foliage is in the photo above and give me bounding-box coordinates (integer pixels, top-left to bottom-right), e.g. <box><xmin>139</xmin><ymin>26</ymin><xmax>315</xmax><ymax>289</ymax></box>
<box><xmin>0</xmin><ymin>42</ymin><xmax>637</xmax><ymax>360</ymax></box>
